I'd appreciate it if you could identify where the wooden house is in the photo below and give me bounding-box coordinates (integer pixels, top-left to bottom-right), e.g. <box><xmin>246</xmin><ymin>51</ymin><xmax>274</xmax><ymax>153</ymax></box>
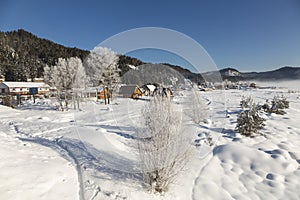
<box><xmin>119</xmin><ymin>85</ymin><xmax>143</xmax><ymax>99</ymax></box>
<box><xmin>97</xmin><ymin>87</ymin><xmax>111</xmax><ymax>100</ymax></box>
<box><xmin>153</xmin><ymin>87</ymin><xmax>173</xmax><ymax>98</ymax></box>
<box><xmin>142</xmin><ymin>84</ymin><xmax>156</xmax><ymax>96</ymax></box>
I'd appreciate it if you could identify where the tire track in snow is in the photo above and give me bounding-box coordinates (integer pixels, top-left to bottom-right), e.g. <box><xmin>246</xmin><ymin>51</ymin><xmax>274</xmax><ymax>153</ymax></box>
<box><xmin>9</xmin><ymin>122</ymin><xmax>86</xmax><ymax>200</ymax></box>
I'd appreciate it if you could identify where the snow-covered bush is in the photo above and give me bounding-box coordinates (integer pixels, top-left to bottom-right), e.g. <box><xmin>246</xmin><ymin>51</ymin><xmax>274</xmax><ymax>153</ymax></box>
<box><xmin>240</xmin><ymin>96</ymin><xmax>253</xmax><ymax>109</ymax></box>
<box><xmin>138</xmin><ymin>96</ymin><xmax>190</xmax><ymax>193</ymax></box>
<box><xmin>268</xmin><ymin>95</ymin><xmax>289</xmax><ymax>115</ymax></box>
<box><xmin>189</xmin><ymin>90</ymin><xmax>208</xmax><ymax>124</ymax></box>
<box><xmin>235</xmin><ymin>103</ymin><xmax>265</xmax><ymax>137</ymax></box>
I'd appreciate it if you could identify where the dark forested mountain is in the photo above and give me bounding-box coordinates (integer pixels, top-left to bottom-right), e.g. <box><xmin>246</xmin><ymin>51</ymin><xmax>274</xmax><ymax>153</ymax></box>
<box><xmin>1</xmin><ymin>29</ymin><xmax>299</xmax><ymax>83</ymax></box>
<box><xmin>0</xmin><ymin>29</ymin><xmax>90</xmax><ymax>81</ymax></box>
<box><xmin>0</xmin><ymin>29</ymin><xmax>146</xmax><ymax>81</ymax></box>
<box><xmin>118</xmin><ymin>55</ymin><xmax>144</xmax><ymax>76</ymax></box>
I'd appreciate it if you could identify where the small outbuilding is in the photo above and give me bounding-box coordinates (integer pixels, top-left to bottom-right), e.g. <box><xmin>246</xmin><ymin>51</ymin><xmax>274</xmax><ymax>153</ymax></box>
<box><xmin>119</xmin><ymin>85</ymin><xmax>143</xmax><ymax>99</ymax></box>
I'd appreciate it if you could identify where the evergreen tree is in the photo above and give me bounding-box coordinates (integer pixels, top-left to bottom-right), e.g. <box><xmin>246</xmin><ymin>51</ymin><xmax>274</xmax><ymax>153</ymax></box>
<box><xmin>235</xmin><ymin>103</ymin><xmax>265</xmax><ymax>137</ymax></box>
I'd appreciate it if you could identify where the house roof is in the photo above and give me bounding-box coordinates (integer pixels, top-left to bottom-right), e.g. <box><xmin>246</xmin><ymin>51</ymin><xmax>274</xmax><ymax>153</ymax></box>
<box><xmin>0</xmin><ymin>82</ymin><xmax>50</xmax><ymax>88</ymax></box>
<box><xmin>146</xmin><ymin>84</ymin><xmax>156</xmax><ymax>92</ymax></box>
<box><xmin>119</xmin><ymin>85</ymin><xmax>140</xmax><ymax>95</ymax></box>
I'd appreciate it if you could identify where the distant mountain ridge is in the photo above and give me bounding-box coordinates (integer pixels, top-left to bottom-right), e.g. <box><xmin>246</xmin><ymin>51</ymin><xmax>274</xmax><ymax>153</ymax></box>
<box><xmin>199</xmin><ymin>66</ymin><xmax>300</xmax><ymax>83</ymax></box>
<box><xmin>0</xmin><ymin>29</ymin><xmax>299</xmax><ymax>83</ymax></box>
<box><xmin>242</xmin><ymin>66</ymin><xmax>300</xmax><ymax>81</ymax></box>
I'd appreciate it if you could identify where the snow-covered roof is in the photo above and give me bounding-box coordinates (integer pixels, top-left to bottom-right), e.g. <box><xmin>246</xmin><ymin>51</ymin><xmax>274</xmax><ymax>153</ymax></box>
<box><xmin>127</xmin><ymin>64</ymin><xmax>137</xmax><ymax>70</ymax></box>
<box><xmin>146</xmin><ymin>84</ymin><xmax>156</xmax><ymax>92</ymax></box>
<box><xmin>0</xmin><ymin>82</ymin><xmax>50</xmax><ymax>88</ymax></box>
<box><xmin>119</xmin><ymin>85</ymin><xmax>140</xmax><ymax>95</ymax></box>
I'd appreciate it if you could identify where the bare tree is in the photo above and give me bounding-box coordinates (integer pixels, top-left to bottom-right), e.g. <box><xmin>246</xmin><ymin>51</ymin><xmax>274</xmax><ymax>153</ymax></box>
<box><xmin>138</xmin><ymin>96</ymin><xmax>190</xmax><ymax>193</ymax></box>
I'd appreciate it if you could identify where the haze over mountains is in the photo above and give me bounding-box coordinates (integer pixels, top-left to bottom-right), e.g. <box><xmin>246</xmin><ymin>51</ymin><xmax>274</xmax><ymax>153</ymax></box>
<box><xmin>0</xmin><ymin>29</ymin><xmax>299</xmax><ymax>83</ymax></box>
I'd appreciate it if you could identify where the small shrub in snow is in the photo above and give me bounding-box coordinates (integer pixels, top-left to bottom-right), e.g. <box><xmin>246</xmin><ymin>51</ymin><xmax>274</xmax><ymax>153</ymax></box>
<box><xmin>235</xmin><ymin>103</ymin><xmax>265</xmax><ymax>137</ymax></box>
<box><xmin>189</xmin><ymin>90</ymin><xmax>208</xmax><ymax>124</ymax></box>
<box><xmin>257</xmin><ymin>100</ymin><xmax>271</xmax><ymax>113</ymax></box>
<box><xmin>138</xmin><ymin>95</ymin><xmax>190</xmax><ymax>193</ymax></box>
<box><xmin>268</xmin><ymin>95</ymin><xmax>289</xmax><ymax>115</ymax></box>
<box><xmin>240</xmin><ymin>96</ymin><xmax>253</xmax><ymax>109</ymax></box>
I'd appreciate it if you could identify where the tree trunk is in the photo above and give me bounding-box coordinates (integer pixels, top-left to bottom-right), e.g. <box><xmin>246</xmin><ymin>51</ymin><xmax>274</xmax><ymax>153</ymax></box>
<box><xmin>104</xmin><ymin>87</ymin><xmax>107</xmax><ymax>105</ymax></box>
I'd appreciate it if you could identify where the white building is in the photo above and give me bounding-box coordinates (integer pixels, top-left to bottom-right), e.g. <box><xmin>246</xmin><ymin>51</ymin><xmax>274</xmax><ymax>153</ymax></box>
<box><xmin>0</xmin><ymin>82</ymin><xmax>50</xmax><ymax>95</ymax></box>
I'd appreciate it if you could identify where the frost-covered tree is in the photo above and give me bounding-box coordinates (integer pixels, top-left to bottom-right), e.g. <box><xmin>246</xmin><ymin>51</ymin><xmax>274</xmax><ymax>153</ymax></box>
<box><xmin>138</xmin><ymin>96</ymin><xmax>190</xmax><ymax>193</ymax></box>
<box><xmin>189</xmin><ymin>89</ymin><xmax>208</xmax><ymax>124</ymax></box>
<box><xmin>84</xmin><ymin>47</ymin><xmax>120</xmax><ymax>104</ymax></box>
<box><xmin>240</xmin><ymin>96</ymin><xmax>253</xmax><ymax>109</ymax></box>
<box><xmin>235</xmin><ymin>103</ymin><xmax>265</xmax><ymax>137</ymax></box>
<box><xmin>44</xmin><ymin>57</ymin><xmax>86</xmax><ymax>110</ymax></box>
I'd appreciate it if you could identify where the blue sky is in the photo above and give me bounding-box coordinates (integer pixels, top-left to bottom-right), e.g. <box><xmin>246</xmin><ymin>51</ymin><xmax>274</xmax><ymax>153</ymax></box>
<box><xmin>0</xmin><ymin>0</ymin><xmax>300</xmax><ymax>72</ymax></box>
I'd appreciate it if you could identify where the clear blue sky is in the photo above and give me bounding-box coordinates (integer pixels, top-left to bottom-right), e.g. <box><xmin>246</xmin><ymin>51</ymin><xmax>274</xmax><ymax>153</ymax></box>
<box><xmin>1</xmin><ymin>0</ymin><xmax>300</xmax><ymax>72</ymax></box>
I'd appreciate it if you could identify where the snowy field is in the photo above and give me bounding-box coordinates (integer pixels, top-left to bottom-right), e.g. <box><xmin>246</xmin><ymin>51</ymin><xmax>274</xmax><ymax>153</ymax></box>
<box><xmin>1</xmin><ymin>82</ymin><xmax>300</xmax><ymax>200</ymax></box>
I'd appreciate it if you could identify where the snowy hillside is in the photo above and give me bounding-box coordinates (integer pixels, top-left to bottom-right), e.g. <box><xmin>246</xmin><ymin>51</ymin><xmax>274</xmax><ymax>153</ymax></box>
<box><xmin>1</xmin><ymin>82</ymin><xmax>300</xmax><ymax>200</ymax></box>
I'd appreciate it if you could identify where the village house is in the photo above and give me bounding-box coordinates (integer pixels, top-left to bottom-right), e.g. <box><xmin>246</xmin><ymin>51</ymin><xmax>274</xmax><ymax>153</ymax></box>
<box><xmin>97</xmin><ymin>87</ymin><xmax>111</xmax><ymax>100</ymax></box>
<box><xmin>153</xmin><ymin>87</ymin><xmax>174</xmax><ymax>98</ymax></box>
<box><xmin>142</xmin><ymin>84</ymin><xmax>156</xmax><ymax>96</ymax></box>
<box><xmin>119</xmin><ymin>85</ymin><xmax>143</xmax><ymax>99</ymax></box>
<box><xmin>0</xmin><ymin>82</ymin><xmax>51</xmax><ymax>96</ymax></box>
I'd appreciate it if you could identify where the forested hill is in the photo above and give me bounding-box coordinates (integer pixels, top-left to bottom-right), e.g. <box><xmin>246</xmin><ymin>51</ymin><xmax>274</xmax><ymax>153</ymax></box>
<box><xmin>0</xmin><ymin>29</ymin><xmax>90</xmax><ymax>81</ymax></box>
<box><xmin>0</xmin><ymin>29</ymin><xmax>147</xmax><ymax>81</ymax></box>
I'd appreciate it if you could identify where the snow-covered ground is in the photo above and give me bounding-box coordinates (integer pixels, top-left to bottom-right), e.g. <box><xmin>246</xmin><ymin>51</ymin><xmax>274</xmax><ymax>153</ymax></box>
<box><xmin>1</xmin><ymin>82</ymin><xmax>300</xmax><ymax>200</ymax></box>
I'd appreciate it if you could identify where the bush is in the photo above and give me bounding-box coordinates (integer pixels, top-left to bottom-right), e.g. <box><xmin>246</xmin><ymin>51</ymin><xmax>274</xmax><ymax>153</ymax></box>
<box><xmin>240</xmin><ymin>96</ymin><xmax>253</xmax><ymax>109</ymax></box>
<box><xmin>256</xmin><ymin>95</ymin><xmax>289</xmax><ymax>115</ymax></box>
<box><xmin>235</xmin><ymin>103</ymin><xmax>265</xmax><ymax>137</ymax></box>
<box><xmin>138</xmin><ymin>95</ymin><xmax>190</xmax><ymax>193</ymax></box>
<box><xmin>268</xmin><ymin>95</ymin><xmax>289</xmax><ymax>115</ymax></box>
<box><xmin>189</xmin><ymin>90</ymin><xmax>208</xmax><ymax>124</ymax></box>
